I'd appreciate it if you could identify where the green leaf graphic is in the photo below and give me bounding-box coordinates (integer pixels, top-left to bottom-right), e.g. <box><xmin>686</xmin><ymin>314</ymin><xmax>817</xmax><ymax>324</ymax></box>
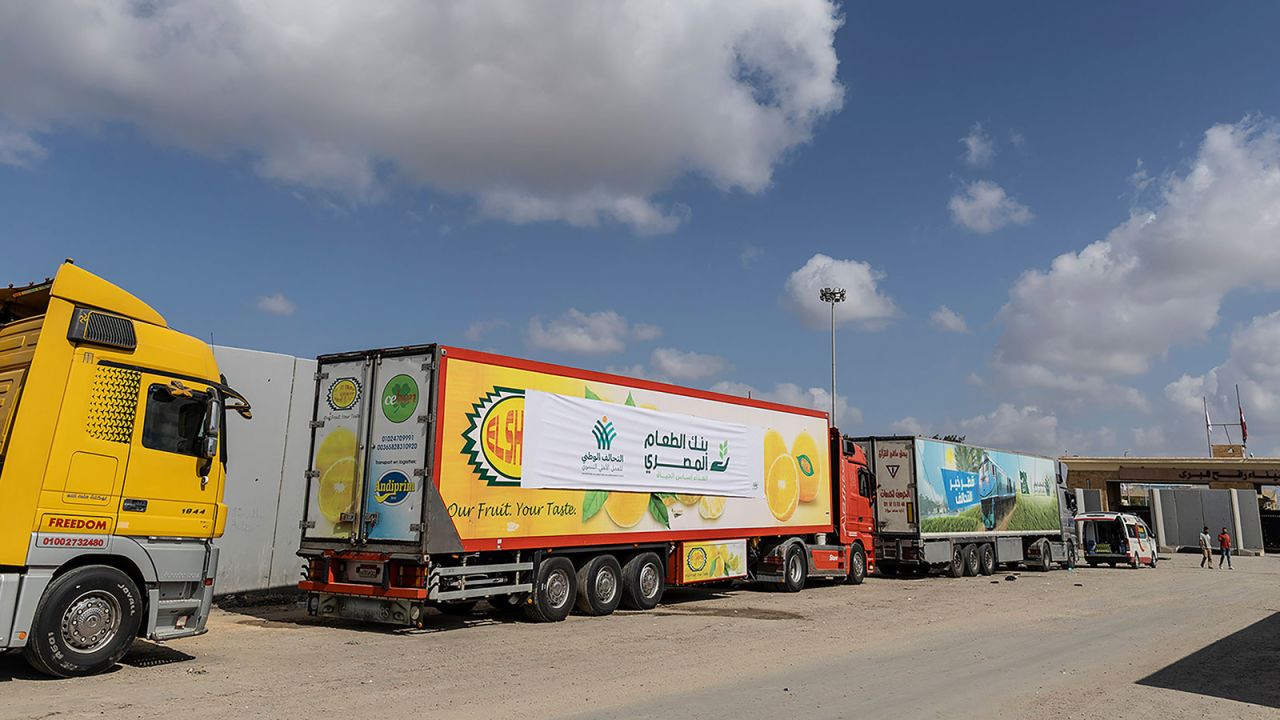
<box><xmin>720</xmin><ymin>440</ymin><xmax>729</xmax><ymax>459</ymax></box>
<box><xmin>625</xmin><ymin>392</ymin><xmax>637</xmax><ymax>407</ymax></box>
<box><xmin>584</xmin><ymin>386</ymin><xmax>602</xmax><ymax>401</ymax></box>
<box><xmin>709</xmin><ymin>557</ymin><xmax>720</xmax><ymax>577</ymax></box>
<box><xmin>583</xmin><ymin>490</ymin><xmax>608</xmax><ymax>521</ymax></box>
<box><xmin>648</xmin><ymin>493</ymin><xmax>670</xmax><ymax>527</ymax></box>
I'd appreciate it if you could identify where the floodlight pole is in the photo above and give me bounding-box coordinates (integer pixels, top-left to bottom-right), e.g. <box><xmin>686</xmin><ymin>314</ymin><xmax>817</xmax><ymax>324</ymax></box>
<box><xmin>820</xmin><ymin>287</ymin><xmax>846</xmax><ymax>423</ymax></box>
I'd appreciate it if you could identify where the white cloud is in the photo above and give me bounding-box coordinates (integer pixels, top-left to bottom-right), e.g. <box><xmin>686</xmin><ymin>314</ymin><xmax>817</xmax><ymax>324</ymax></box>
<box><xmin>783</xmin><ymin>253</ymin><xmax>898</xmax><ymax>330</ymax></box>
<box><xmin>526</xmin><ymin>309</ymin><xmax>658</xmax><ymax>354</ymax></box>
<box><xmin>948</xmin><ymin>180</ymin><xmax>1033</xmax><ymax>233</ymax></box>
<box><xmin>1166</xmin><ymin>310</ymin><xmax>1280</xmax><ymax>450</ymax></box>
<box><xmin>960</xmin><ymin>123</ymin><xmax>995</xmax><ymax>167</ymax></box>
<box><xmin>930</xmin><ymin>305</ymin><xmax>969</xmax><ymax>334</ymax></box>
<box><xmin>712</xmin><ymin>380</ymin><xmax>862</xmax><ymax>427</ymax></box>
<box><xmin>650</xmin><ymin>348</ymin><xmax>730</xmax><ymax>382</ymax></box>
<box><xmin>464</xmin><ymin>319</ymin><xmax>507</xmax><ymax>343</ymax></box>
<box><xmin>959</xmin><ymin>404</ymin><xmax>1059</xmax><ymax>456</ymax></box>
<box><xmin>997</xmin><ymin>118</ymin><xmax>1280</xmax><ymax>398</ymax></box>
<box><xmin>255</xmin><ymin>293</ymin><xmax>296</xmax><ymax>316</ymax></box>
<box><xmin>0</xmin><ymin>1</ymin><xmax>844</xmax><ymax>234</ymax></box>
<box><xmin>0</xmin><ymin>124</ymin><xmax>45</xmax><ymax>167</ymax></box>
<box><xmin>889</xmin><ymin>416</ymin><xmax>928</xmax><ymax>436</ymax></box>
<box><xmin>740</xmin><ymin>242</ymin><xmax>764</xmax><ymax>267</ymax></box>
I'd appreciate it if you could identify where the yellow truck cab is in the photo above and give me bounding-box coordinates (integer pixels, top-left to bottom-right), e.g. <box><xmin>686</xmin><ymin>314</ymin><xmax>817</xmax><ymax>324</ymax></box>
<box><xmin>0</xmin><ymin>262</ymin><xmax>249</xmax><ymax>677</ymax></box>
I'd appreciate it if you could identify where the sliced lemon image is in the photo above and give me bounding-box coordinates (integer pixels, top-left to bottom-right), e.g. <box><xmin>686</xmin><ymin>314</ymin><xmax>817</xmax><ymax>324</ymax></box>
<box><xmin>792</xmin><ymin>431</ymin><xmax>821</xmax><ymax>503</ymax></box>
<box><xmin>676</xmin><ymin>494</ymin><xmax>702</xmax><ymax>505</ymax></box>
<box><xmin>318</xmin><ymin>456</ymin><xmax>357</xmax><ymax>523</ymax></box>
<box><xmin>604</xmin><ymin>491</ymin><xmax>650</xmax><ymax>527</ymax></box>
<box><xmin>766</xmin><ymin>454</ymin><xmax>800</xmax><ymax>521</ymax></box>
<box><xmin>699</xmin><ymin>495</ymin><xmax>726</xmax><ymax>520</ymax></box>
<box><xmin>763</xmin><ymin>429</ymin><xmax>787</xmax><ymax>474</ymax></box>
<box><xmin>315</xmin><ymin>427</ymin><xmax>357</xmax><ymax>475</ymax></box>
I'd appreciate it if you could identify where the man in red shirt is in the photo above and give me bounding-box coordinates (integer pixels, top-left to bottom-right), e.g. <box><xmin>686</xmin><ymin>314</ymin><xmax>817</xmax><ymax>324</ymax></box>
<box><xmin>1217</xmin><ymin>527</ymin><xmax>1233</xmax><ymax>569</ymax></box>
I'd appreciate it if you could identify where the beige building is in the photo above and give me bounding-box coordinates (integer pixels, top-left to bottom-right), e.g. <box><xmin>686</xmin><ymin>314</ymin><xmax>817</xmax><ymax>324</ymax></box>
<box><xmin>1061</xmin><ymin>455</ymin><xmax>1280</xmax><ymax>511</ymax></box>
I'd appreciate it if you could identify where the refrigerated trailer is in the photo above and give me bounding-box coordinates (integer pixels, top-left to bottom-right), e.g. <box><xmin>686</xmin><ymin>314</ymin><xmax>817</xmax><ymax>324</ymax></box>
<box><xmin>297</xmin><ymin>345</ymin><xmax>876</xmax><ymax>625</ymax></box>
<box><xmin>853</xmin><ymin>436</ymin><xmax>1077</xmax><ymax>577</ymax></box>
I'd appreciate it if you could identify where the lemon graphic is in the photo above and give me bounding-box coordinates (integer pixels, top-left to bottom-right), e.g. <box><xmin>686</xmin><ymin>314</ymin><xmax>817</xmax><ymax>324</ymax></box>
<box><xmin>315</xmin><ymin>427</ymin><xmax>357</xmax><ymax>475</ymax></box>
<box><xmin>661</xmin><ymin>494</ymin><xmax>678</xmax><ymax>507</ymax></box>
<box><xmin>764</xmin><ymin>429</ymin><xmax>787</xmax><ymax>474</ymax></box>
<box><xmin>765</xmin><ymin>454</ymin><xmax>800</xmax><ymax>521</ymax></box>
<box><xmin>792</xmin><ymin>431</ymin><xmax>821</xmax><ymax>503</ymax></box>
<box><xmin>604</xmin><ymin>492</ymin><xmax>650</xmax><ymax>528</ymax></box>
<box><xmin>318</xmin><ymin>456</ymin><xmax>357</xmax><ymax>523</ymax></box>
<box><xmin>699</xmin><ymin>495</ymin><xmax>726</xmax><ymax>520</ymax></box>
<box><xmin>676</xmin><ymin>494</ymin><xmax>702</xmax><ymax>505</ymax></box>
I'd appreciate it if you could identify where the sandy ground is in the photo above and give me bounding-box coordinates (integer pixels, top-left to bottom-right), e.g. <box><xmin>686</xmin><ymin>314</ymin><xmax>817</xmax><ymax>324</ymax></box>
<box><xmin>2</xmin><ymin>552</ymin><xmax>1276</xmax><ymax>720</ymax></box>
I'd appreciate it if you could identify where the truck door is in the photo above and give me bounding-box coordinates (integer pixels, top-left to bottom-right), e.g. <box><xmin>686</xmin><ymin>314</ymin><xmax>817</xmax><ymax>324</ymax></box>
<box><xmin>303</xmin><ymin>357</ymin><xmax>371</xmax><ymax>542</ymax></box>
<box><xmin>121</xmin><ymin>374</ymin><xmax>221</xmax><ymax>538</ymax></box>
<box><xmin>358</xmin><ymin>352</ymin><xmax>431</xmax><ymax>543</ymax></box>
<box><xmin>840</xmin><ymin>438</ymin><xmax>874</xmax><ymax>537</ymax></box>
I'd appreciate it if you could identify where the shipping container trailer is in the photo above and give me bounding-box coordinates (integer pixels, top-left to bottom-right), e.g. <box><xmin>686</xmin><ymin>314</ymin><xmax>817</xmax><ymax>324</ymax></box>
<box><xmin>298</xmin><ymin>345</ymin><xmax>876</xmax><ymax>625</ymax></box>
<box><xmin>852</xmin><ymin>436</ymin><xmax>1077</xmax><ymax>577</ymax></box>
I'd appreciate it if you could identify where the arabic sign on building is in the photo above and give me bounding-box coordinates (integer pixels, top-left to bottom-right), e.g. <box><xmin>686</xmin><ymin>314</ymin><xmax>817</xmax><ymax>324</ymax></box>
<box><xmin>522</xmin><ymin>390</ymin><xmax>761</xmax><ymax>497</ymax></box>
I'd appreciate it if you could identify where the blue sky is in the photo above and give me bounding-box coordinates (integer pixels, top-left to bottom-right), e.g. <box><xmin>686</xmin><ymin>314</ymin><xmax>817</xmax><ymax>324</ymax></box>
<box><xmin>4</xmin><ymin>2</ymin><xmax>1280</xmax><ymax>456</ymax></box>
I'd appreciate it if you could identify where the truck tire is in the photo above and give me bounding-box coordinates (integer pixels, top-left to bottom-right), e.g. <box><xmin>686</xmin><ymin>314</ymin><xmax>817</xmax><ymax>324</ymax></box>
<box><xmin>23</xmin><ymin>565</ymin><xmax>143</xmax><ymax>678</ymax></box>
<box><xmin>524</xmin><ymin>556</ymin><xmax>576</xmax><ymax>623</ymax></box>
<box><xmin>846</xmin><ymin>545</ymin><xmax>867</xmax><ymax>585</ymax></box>
<box><xmin>978</xmin><ymin>544</ymin><xmax>996</xmax><ymax>576</ymax></box>
<box><xmin>1035</xmin><ymin>542</ymin><xmax>1052</xmax><ymax>572</ymax></box>
<box><xmin>946</xmin><ymin>545</ymin><xmax>965</xmax><ymax>578</ymax></box>
<box><xmin>778</xmin><ymin>544</ymin><xmax>807</xmax><ymax>593</ymax></box>
<box><xmin>621</xmin><ymin>552</ymin><xmax>664</xmax><ymax>610</ymax></box>
<box><xmin>575</xmin><ymin>555</ymin><xmax>623</xmax><ymax>616</ymax></box>
<box><xmin>962</xmin><ymin>544</ymin><xmax>980</xmax><ymax>576</ymax></box>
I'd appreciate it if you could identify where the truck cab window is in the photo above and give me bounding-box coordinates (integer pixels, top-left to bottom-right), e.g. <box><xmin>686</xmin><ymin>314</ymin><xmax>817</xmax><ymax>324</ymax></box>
<box><xmin>141</xmin><ymin>384</ymin><xmax>207</xmax><ymax>456</ymax></box>
<box><xmin>858</xmin><ymin>469</ymin><xmax>871</xmax><ymax>498</ymax></box>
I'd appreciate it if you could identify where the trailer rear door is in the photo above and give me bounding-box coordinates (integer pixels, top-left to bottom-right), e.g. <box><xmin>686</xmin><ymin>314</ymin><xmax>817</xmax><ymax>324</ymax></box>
<box><xmin>303</xmin><ymin>357</ymin><xmax>371</xmax><ymax>542</ymax></box>
<box><xmin>871</xmin><ymin>438</ymin><xmax>917</xmax><ymax>534</ymax></box>
<box><xmin>359</xmin><ymin>352</ymin><xmax>432</xmax><ymax>543</ymax></box>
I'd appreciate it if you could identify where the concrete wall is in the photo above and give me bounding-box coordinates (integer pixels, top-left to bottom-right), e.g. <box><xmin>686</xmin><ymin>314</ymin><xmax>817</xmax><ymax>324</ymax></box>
<box><xmin>1151</xmin><ymin>488</ymin><xmax>1263</xmax><ymax>553</ymax></box>
<box><xmin>212</xmin><ymin>346</ymin><xmax>316</xmax><ymax>595</ymax></box>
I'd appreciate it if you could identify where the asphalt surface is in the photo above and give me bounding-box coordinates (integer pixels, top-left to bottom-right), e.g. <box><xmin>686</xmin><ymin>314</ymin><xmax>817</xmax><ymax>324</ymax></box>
<box><xmin>2</xmin><ymin>552</ymin><xmax>1277</xmax><ymax>719</ymax></box>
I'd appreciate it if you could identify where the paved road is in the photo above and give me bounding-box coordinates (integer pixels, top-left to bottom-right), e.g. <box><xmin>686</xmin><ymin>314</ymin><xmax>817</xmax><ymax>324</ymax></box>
<box><xmin>2</xmin><ymin>553</ymin><xmax>1276</xmax><ymax>719</ymax></box>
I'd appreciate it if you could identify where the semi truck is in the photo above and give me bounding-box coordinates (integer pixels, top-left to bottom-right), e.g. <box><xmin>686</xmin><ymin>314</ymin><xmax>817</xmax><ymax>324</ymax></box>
<box><xmin>853</xmin><ymin>436</ymin><xmax>1077</xmax><ymax>577</ymax></box>
<box><xmin>298</xmin><ymin>345</ymin><xmax>876</xmax><ymax>625</ymax></box>
<box><xmin>0</xmin><ymin>263</ymin><xmax>250</xmax><ymax>677</ymax></box>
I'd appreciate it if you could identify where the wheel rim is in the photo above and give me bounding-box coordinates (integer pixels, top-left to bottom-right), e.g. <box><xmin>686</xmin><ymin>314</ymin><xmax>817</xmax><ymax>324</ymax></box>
<box><xmin>639</xmin><ymin>562</ymin><xmax>659</xmax><ymax>599</ymax></box>
<box><xmin>61</xmin><ymin>590</ymin><xmax>121</xmax><ymax>654</ymax></box>
<box><xmin>546</xmin><ymin>569</ymin><xmax>570</xmax><ymax>609</ymax></box>
<box><xmin>788</xmin><ymin>553</ymin><xmax>802</xmax><ymax>583</ymax></box>
<box><xmin>595</xmin><ymin>567</ymin><xmax>618</xmax><ymax>605</ymax></box>
<box><xmin>853</xmin><ymin>552</ymin><xmax>865</xmax><ymax>578</ymax></box>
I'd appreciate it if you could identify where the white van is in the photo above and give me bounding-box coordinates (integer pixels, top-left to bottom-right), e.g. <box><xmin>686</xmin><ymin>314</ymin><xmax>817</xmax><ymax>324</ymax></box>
<box><xmin>1075</xmin><ymin>512</ymin><xmax>1158</xmax><ymax>568</ymax></box>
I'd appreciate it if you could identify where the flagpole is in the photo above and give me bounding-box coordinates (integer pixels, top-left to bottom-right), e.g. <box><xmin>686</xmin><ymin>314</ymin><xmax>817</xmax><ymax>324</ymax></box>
<box><xmin>1203</xmin><ymin>396</ymin><xmax>1213</xmax><ymax>457</ymax></box>
<box><xmin>1236</xmin><ymin>384</ymin><xmax>1247</xmax><ymax>447</ymax></box>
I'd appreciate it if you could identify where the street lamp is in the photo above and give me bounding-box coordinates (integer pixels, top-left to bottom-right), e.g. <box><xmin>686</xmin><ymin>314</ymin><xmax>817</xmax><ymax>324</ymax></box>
<box><xmin>819</xmin><ymin>287</ymin><xmax>846</xmax><ymax>422</ymax></box>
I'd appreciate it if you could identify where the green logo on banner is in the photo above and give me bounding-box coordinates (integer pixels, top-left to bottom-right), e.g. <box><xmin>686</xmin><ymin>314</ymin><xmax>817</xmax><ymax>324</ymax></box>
<box><xmin>382</xmin><ymin>374</ymin><xmax>419</xmax><ymax>423</ymax></box>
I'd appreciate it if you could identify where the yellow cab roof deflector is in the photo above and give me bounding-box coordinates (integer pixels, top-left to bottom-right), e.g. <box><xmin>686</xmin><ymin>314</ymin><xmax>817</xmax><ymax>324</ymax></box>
<box><xmin>50</xmin><ymin>262</ymin><xmax>167</xmax><ymax>328</ymax></box>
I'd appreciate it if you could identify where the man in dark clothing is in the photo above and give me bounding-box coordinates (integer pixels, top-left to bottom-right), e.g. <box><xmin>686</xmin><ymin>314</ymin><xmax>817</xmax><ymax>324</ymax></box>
<box><xmin>1217</xmin><ymin>527</ymin><xmax>1233</xmax><ymax>569</ymax></box>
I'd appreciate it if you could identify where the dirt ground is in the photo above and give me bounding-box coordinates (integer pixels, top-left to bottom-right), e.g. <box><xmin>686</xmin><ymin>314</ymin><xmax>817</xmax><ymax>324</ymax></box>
<box><xmin>2</xmin><ymin>552</ymin><xmax>1276</xmax><ymax>720</ymax></box>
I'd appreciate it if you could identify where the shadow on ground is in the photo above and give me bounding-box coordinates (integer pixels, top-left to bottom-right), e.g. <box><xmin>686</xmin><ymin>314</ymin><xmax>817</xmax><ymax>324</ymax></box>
<box><xmin>1137</xmin><ymin>612</ymin><xmax>1280</xmax><ymax>709</ymax></box>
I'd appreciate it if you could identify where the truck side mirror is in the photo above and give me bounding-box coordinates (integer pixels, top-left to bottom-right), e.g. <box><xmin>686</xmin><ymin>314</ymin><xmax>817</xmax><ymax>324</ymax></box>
<box><xmin>199</xmin><ymin>390</ymin><xmax>221</xmax><ymax>460</ymax></box>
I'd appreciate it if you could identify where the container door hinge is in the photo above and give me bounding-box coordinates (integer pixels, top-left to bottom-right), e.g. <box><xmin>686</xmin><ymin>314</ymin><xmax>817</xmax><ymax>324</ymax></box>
<box><xmin>413</xmin><ymin>468</ymin><xmax>427</xmax><ymax>478</ymax></box>
<box><xmin>418</xmin><ymin>413</ymin><xmax>432</xmax><ymax>424</ymax></box>
<box><xmin>340</xmin><ymin>512</ymin><xmax>357</xmax><ymax>523</ymax></box>
<box><xmin>314</xmin><ymin>371</ymin><xmax>329</xmax><ymax>381</ymax></box>
<box><xmin>299</xmin><ymin>520</ymin><xmax>315</xmax><ymax>529</ymax></box>
<box><xmin>363</xmin><ymin>513</ymin><xmax>379</xmax><ymax>527</ymax></box>
<box><xmin>304</xmin><ymin>470</ymin><xmax>320</xmax><ymax>479</ymax></box>
<box><xmin>409</xmin><ymin>523</ymin><xmax>424</xmax><ymax>533</ymax></box>
<box><xmin>310</xmin><ymin>420</ymin><xmax>325</xmax><ymax>429</ymax></box>
<box><xmin>421</xmin><ymin>360</ymin><xmax>433</xmax><ymax>371</ymax></box>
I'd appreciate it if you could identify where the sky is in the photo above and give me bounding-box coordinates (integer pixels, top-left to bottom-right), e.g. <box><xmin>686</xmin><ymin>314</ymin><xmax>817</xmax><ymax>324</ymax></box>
<box><xmin>3</xmin><ymin>2</ymin><xmax>1280</xmax><ymax>457</ymax></box>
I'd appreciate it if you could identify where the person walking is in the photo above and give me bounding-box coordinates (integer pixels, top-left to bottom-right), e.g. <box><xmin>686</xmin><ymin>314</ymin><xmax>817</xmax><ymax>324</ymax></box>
<box><xmin>1217</xmin><ymin>527</ymin><xmax>1233</xmax><ymax>569</ymax></box>
<box><xmin>1199</xmin><ymin>526</ymin><xmax>1213</xmax><ymax>568</ymax></box>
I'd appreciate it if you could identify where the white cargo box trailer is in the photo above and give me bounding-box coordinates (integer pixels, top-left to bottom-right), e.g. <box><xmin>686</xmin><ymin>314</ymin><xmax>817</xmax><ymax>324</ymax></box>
<box><xmin>853</xmin><ymin>436</ymin><xmax>1078</xmax><ymax>577</ymax></box>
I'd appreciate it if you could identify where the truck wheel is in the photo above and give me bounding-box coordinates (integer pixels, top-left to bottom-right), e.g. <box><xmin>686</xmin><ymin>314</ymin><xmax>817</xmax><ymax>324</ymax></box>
<box><xmin>1035</xmin><ymin>543</ymin><xmax>1053</xmax><ymax>573</ymax></box>
<box><xmin>778</xmin><ymin>544</ymin><xmax>807</xmax><ymax>593</ymax></box>
<box><xmin>524</xmin><ymin>556</ymin><xmax>576</xmax><ymax>623</ymax></box>
<box><xmin>946</xmin><ymin>545</ymin><xmax>965</xmax><ymax>578</ymax></box>
<box><xmin>23</xmin><ymin>565</ymin><xmax>143</xmax><ymax>678</ymax></box>
<box><xmin>978</xmin><ymin>544</ymin><xmax>996</xmax><ymax>576</ymax></box>
<box><xmin>846</xmin><ymin>546</ymin><xmax>867</xmax><ymax>585</ymax></box>
<box><xmin>1066</xmin><ymin>543</ymin><xmax>1079</xmax><ymax>569</ymax></box>
<box><xmin>962</xmin><ymin>544</ymin><xmax>980</xmax><ymax>576</ymax></box>
<box><xmin>575</xmin><ymin>555</ymin><xmax>623</xmax><ymax>616</ymax></box>
<box><xmin>621</xmin><ymin>552</ymin><xmax>664</xmax><ymax>610</ymax></box>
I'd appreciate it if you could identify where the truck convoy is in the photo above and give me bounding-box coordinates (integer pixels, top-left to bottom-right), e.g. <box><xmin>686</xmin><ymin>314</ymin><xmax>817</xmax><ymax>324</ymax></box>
<box><xmin>0</xmin><ymin>263</ymin><xmax>250</xmax><ymax>677</ymax></box>
<box><xmin>297</xmin><ymin>345</ymin><xmax>876</xmax><ymax>625</ymax></box>
<box><xmin>855</xmin><ymin>436</ymin><xmax>1077</xmax><ymax>577</ymax></box>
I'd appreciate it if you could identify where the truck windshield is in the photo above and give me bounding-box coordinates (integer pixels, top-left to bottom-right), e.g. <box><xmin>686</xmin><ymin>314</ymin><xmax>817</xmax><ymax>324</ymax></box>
<box><xmin>141</xmin><ymin>385</ymin><xmax>207</xmax><ymax>456</ymax></box>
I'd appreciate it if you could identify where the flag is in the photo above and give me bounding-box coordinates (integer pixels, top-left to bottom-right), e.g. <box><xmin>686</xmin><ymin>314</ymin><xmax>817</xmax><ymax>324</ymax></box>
<box><xmin>1238</xmin><ymin>386</ymin><xmax>1248</xmax><ymax>445</ymax></box>
<box><xmin>1205</xmin><ymin>400</ymin><xmax>1212</xmax><ymax>434</ymax></box>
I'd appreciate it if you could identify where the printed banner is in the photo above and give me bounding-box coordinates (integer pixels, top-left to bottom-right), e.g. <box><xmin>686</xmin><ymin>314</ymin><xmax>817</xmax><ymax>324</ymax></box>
<box><xmin>916</xmin><ymin>438</ymin><xmax>1061</xmax><ymax>535</ymax></box>
<box><xmin>521</xmin><ymin>390</ymin><xmax>761</xmax><ymax>497</ymax></box>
